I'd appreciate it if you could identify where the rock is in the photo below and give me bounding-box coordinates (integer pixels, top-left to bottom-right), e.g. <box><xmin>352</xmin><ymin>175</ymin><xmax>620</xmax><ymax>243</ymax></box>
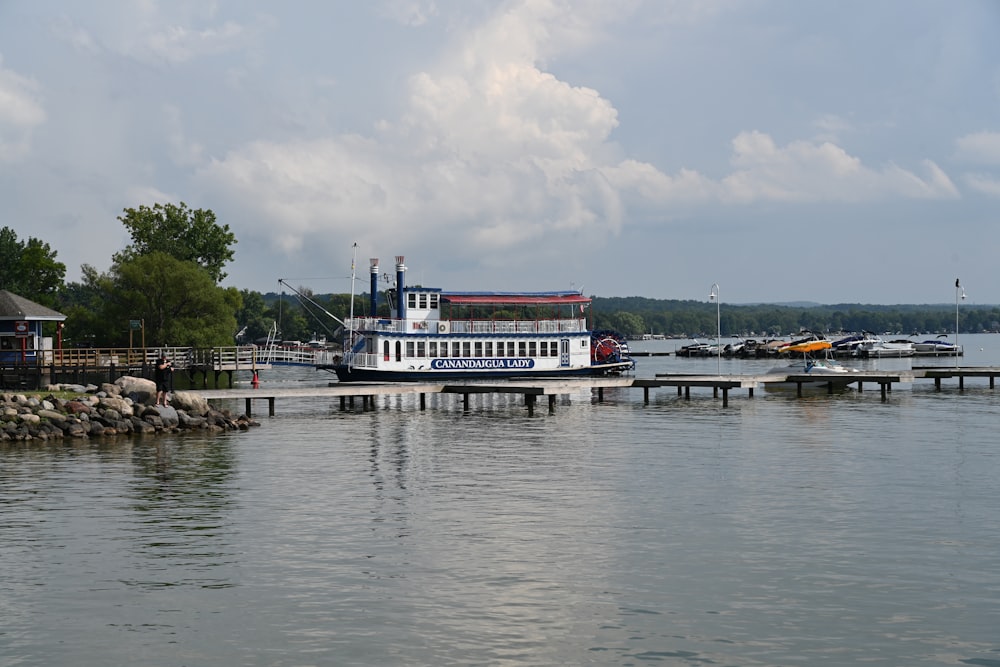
<box><xmin>36</xmin><ymin>409</ymin><xmax>67</xmax><ymax>423</ymax></box>
<box><xmin>170</xmin><ymin>390</ymin><xmax>209</xmax><ymax>415</ymax></box>
<box><xmin>153</xmin><ymin>405</ymin><xmax>179</xmax><ymax>427</ymax></box>
<box><xmin>114</xmin><ymin>376</ymin><xmax>156</xmax><ymax>404</ymax></box>
<box><xmin>98</xmin><ymin>396</ymin><xmax>133</xmax><ymax>417</ymax></box>
<box><xmin>65</xmin><ymin>400</ymin><xmax>92</xmax><ymax>415</ymax></box>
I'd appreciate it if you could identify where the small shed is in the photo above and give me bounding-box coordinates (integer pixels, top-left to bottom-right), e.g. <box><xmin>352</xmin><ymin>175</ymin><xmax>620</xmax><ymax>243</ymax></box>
<box><xmin>0</xmin><ymin>290</ymin><xmax>67</xmax><ymax>364</ymax></box>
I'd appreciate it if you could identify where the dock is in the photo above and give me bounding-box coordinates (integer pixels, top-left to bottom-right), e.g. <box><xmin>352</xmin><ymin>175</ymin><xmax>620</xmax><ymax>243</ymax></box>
<box><xmin>196</xmin><ymin>366</ymin><xmax>1000</xmax><ymax>416</ymax></box>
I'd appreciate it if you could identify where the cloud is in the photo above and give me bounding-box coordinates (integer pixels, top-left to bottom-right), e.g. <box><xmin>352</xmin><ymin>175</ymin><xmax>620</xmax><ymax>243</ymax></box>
<box><xmin>0</xmin><ymin>55</ymin><xmax>46</xmax><ymax>161</ymax></box>
<box><xmin>190</xmin><ymin>1</ymin><xmax>963</xmax><ymax>287</ymax></box>
<box><xmin>963</xmin><ymin>173</ymin><xmax>1000</xmax><ymax>197</ymax></box>
<box><xmin>720</xmin><ymin>131</ymin><xmax>958</xmax><ymax>202</ymax></box>
<box><xmin>954</xmin><ymin>131</ymin><xmax>1000</xmax><ymax>164</ymax></box>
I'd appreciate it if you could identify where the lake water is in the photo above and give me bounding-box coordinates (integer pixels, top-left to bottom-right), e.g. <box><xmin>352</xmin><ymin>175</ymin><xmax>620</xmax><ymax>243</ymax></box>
<box><xmin>2</xmin><ymin>335</ymin><xmax>999</xmax><ymax>666</ymax></box>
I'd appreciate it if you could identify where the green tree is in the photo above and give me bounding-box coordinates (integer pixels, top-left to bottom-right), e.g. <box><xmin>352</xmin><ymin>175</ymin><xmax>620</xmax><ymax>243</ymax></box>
<box><xmin>0</xmin><ymin>226</ymin><xmax>66</xmax><ymax>306</ymax></box>
<box><xmin>115</xmin><ymin>202</ymin><xmax>236</xmax><ymax>283</ymax></box>
<box><xmin>235</xmin><ymin>289</ymin><xmax>274</xmax><ymax>343</ymax></box>
<box><xmin>69</xmin><ymin>253</ymin><xmax>240</xmax><ymax>347</ymax></box>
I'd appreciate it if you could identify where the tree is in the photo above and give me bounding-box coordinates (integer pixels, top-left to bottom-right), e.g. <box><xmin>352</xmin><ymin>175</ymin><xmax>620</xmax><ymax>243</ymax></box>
<box><xmin>235</xmin><ymin>289</ymin><xmax>274</xmax><ymax>343</ymax></box>
<box><xmin>0</xmin><ymin>226</ymin><xmax>66</xmax><ymax>306</ymax></box>
<box><xmin>115</xmin><ymin>202</ymin><xmax>236</xmax><ymax>283</ymax></box>
<box><xmin>67</xmin><ymin>253</ymin><xmax>240</xmax><ymax>347</ymax></box>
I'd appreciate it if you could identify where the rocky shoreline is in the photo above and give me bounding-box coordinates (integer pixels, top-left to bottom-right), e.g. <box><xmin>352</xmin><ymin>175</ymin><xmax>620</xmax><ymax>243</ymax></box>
<box><xmin>1</xmin><ymin>375</ymin><xmax>259</xmax><ymax>441</ymax></box>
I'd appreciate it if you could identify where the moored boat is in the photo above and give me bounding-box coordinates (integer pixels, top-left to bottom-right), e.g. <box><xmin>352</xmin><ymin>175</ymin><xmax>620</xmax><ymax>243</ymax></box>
<box><xmin>912</xmin><ymin>334</ymin><xmax>963</xmax><ymax>356</ymax></box>
<box><xmin>767</xmin><ymin>339</ymin><xmax>860</xmax><ymax>389</ymax></box>
<box><xmin>330</xmin><ymin>256</ymin><xmax>636</xmax><ymax>382</ymax></box>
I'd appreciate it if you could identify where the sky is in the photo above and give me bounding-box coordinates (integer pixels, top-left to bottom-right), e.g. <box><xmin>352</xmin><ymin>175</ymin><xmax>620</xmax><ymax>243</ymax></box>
<box><xmin>1</xmin><ymin>1</ymin><xmax>999</xmax><ymax>306</ymax></box>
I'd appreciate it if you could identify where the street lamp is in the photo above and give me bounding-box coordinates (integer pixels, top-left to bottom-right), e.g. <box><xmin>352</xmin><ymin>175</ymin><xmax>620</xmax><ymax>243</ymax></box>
<box><xmin>955</xmin><ymin>278</ymin><xmax>966</xmax><ymax>369</ymax></box>
<box><xmin>709</xmin><ymin>283</ymin><xmax>721</xmax><ymax>376</ymax></box>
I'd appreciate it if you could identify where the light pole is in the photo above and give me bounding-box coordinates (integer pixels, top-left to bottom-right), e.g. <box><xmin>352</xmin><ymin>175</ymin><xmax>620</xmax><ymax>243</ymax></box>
<box><xmin>955</xmin><ymin>278</ymin><xmax>965</xmax><ymax>369</ymax></box>
<box><xmin>709</xmin><ymin>283</ymin><xmax>721</xmax><ymax>375</ymax></box>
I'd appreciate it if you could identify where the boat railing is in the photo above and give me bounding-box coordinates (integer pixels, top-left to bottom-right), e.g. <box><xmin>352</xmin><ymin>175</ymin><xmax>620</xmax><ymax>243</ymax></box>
<box><xmin>346</xmin><ymin>317</ymin><xmax>587</xmax><ymax>335</ymax></box>
<box><xmin>342</xmin><ymin>352</ymin><xmax>378</xmax><ymax>368</ymax></box>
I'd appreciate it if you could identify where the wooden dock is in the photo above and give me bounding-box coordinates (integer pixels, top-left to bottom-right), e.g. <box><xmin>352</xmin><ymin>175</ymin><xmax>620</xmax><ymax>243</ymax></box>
<box><xmin>195</xmin><ymin>366</ymin><xmax>1000</xmax><ymax>416</ymax></box>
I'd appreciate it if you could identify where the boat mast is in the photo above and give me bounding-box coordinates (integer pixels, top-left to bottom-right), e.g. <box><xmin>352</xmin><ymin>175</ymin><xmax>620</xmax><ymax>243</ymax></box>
<box><xmin>349</xmin><ymin>242</ymin><xmax>358</xmax><ymax>369</ymax></box>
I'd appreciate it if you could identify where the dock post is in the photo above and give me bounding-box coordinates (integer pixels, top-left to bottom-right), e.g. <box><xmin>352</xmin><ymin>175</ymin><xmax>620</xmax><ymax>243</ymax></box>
<box><xmin>420</xmin><ymin>393</ymin><xmax>426</xmax><ymax>410</ymax></box>
<box><xmin>643</xmin><ymin>387</ymin><xmax>649</xmax><ymax>404</ymax></box>
<box><xmin>597</xmin><ymin>387</ymin><xmax>604</xmax><ymax>402</ymax></box>
<box><xmin>463</xmin><ymin>393</ymin><xmax>470</xmax><ymax>411</ymax></box>
<box><xmin>959</xmin><ymin>376</ymin><xmax>965</xmax><ymax>391</ymax></box>
<box><xmin>548</xmin><ymin>394</ymin><xmax>556</xmax><ymax>412</ymax></box>
<box><xmin>340</xmin><ymin>396</ymin><xmax>346</xmax><ymax>410</ymax></box>
<box><xmin>526</xmin><ymin>394</ymin><xmax>535</xmax><ymax>416</ymax></box>
<box><xmin>268</xmin><ymin>397</ymin><xmax>275</xmax><ymax>416</ymax></box>
<box><xmin>684</xmin><ymin>386</ymin><xmax>690</xmax><ymax>400</ymax></box>
<box><xmin>935</xmin><ymin>378</ymin><xmax>942</xmax><ymax>391</ymax></box>
<box><xmin>677</xmin><ymin>386</ymin><xmax>682</xmax><ymax>396</ymax></box>
<box><xmin>245</xmin><ymin>397</ymin><xmax>252</xmax><ymax>416</ymax></box>
<box><xmin>880</xmin><ymin>382</ymin><xmax>888</xmax><ymax>402</ymax></box>
<box><xmin>722</xmin><ymin>387</ymin><xmax>729</xmax><ymax>408</ymax></box>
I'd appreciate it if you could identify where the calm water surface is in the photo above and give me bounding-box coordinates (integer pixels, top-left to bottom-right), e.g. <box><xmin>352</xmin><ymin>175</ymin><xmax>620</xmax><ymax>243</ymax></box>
<box><xmin>2</xmin><ymin>336</ymin><xmax>1000</xmax><ymax>666</ymax></box>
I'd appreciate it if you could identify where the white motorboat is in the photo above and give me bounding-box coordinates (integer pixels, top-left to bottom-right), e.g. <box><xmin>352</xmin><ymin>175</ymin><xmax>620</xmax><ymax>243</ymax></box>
<box><xmin>912</xmin><ymin>334</ymin><xmax>962</xmax><ymax>356</ymax></box>
<box><xmin>767</xmin><ymin>340</ymin><xmax>861</xmax><ymax>389</ymax></box>
<box><xmin>857</xmin><ymin>337</ymin><xmax>915</xmax><ymax>358</ymax></box>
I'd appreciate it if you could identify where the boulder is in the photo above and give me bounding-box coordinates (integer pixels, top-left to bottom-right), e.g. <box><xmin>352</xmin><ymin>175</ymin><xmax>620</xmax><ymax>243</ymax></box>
<box><xmin>170</xmin><ymin>390</ymin><xmax>209</xmax><ymax>416</ymax></box>
<box><xmin>115</xmin><ymin>376</ymin><xmax>156</xmax><ymax>404</ymax></box>
<box><xmin>98</xmin><ymin>396</ymin><xmax>133</xmax><ymax>417</ymax></box>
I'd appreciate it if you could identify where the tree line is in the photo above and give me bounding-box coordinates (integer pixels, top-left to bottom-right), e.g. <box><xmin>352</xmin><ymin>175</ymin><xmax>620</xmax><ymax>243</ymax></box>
<box><xmin>3</xmin><ymin>203</ymin><xmax>997</xmax><ymax>349</ymax></box>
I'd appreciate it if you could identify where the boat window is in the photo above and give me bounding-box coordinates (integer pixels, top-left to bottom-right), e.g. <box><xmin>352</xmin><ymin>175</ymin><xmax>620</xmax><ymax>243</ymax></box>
<box><xmin>538</xmin><ymin>342</ymin><xmax>547</xmax><ymax>357</ymax></box>
<box><xmin>452</xmin><ymin>342</ymin><xmax>461</xmax><ymax>357</ymax></box>
<box><xmin>417</xmin><ymin>341</ymin><xmax>426</xmax><ymax>357</ymax></box>
<box><xmin>485</xmin><ymin>342</ymin><xmax>493</xmax><ymax>357</ymax></box>
<box><xmin>474</xmin><ymin>341</ymin><xmax>483</xmax><ymax>357</ymax></box>
<box><xmin>462</xmin><ymin>342</ymin><xmax>471</xmax><ymax>357</ymax></box>
<box><xmin>429</xmin><ymin>342</ymin><xmax>437</xmax><ymax>357</ymax></box>
<box><xmin>395</xmin><ymin>341</ymin><xmax>402</xmax><ymax>362</ymax></box>
<box><xmin>518</xmin><ymin>342</ymin><xmax>527</xmax><ymax>357</ymax></box>
<box><xmin>418</xmin><ymin>293</ymin><xmax>427</xmax><ymax>309</ymax></box>
<box><xmin>438</xmin><ymin>341</ymin><xmax>447</xmax><ymax>357</ymax></box>
<box><xmin>430</xmin><ymin>293</ymin><xmax>439</xmax><ymax>309</ymax></box>
<box><xmin>507</xmin><ymin>341</ymin><xmax>515</xmax><ymax>357</ymax></box>
<box><xmin>383</xmin><ymin>340</ymin><xmax>390</xmax><ymax>361</ymax></box>
<box><xmin>528</xmin><ymin>341</ymin><xmax>537</xmax><ymax>357</ymax></box>
<box><xmin>407</xmin><ymin>293</ymin><xmax>417</xmax><ymax>309</ymax></box>
<box><xmin>406</xmin><ymin>341</ymin><xmax>415</xmax><ymax>358</ymax></box>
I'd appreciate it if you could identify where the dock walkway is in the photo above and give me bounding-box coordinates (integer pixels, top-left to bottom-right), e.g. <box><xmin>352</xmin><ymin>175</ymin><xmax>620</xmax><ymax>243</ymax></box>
<box><xmin>194</xmin><ymin>366</ymin><xmax>1000</xmax><ymax>416</ymax></box>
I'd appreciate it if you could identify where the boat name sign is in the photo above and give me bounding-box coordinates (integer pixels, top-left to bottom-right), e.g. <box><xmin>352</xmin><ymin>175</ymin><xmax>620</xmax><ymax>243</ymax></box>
<box><xmin>431</xmin><ymin>358</ymin><xmax>535</xmax><ymax>370</ymax></box>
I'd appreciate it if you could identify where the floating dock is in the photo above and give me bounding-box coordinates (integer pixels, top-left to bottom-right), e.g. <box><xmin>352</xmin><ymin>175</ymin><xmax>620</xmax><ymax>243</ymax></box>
<box><xmin>196</xmin><ymin>366</ymin><xmax>1000</xmax><ymax>416</ymax></box>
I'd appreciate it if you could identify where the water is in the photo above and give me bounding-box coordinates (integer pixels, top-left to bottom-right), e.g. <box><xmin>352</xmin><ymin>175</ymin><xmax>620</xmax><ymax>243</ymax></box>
<box><xmin>3</xmin><ymin>336</ymin><xmax>1000</xmax><ymax>666</ymax></box>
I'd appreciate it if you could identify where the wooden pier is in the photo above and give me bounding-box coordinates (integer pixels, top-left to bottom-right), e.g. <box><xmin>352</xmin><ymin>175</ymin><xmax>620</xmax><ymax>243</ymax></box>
<box><xmin>195</xmin><ymin>366</ymin><xmax>1000</xmax><ymax>416</ymax></box>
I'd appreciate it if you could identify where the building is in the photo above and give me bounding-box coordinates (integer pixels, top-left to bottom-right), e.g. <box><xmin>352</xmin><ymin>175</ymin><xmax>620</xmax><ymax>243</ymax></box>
<box><xmin>0</xmin><ymin>290</ymin><xmax>67</xmax><ymax>364</ymax></box>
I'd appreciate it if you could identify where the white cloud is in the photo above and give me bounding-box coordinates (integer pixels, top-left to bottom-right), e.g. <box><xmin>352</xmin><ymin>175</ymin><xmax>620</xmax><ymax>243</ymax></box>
<box><xmin>0</xmin><ymin>55</ymin><xmax>46</xmax><ymax>161</ymax></box>
<box><xmin>720</xmin><ymin>131</ymin><xmax>958</xmax><ymax>202</ymax></box>
<box><xmin>378</xmin><ymin>0</ymin><xmax>439</xmax><ymax>27</ymax></box>
<box><xmin>963</xmin><ymin>173</ymin><xmax>1000</xmax><ymax>197</ymax></box>
<box><xmin>954</xmin><ymin>131</ymin><xmax>1000</xmax><ymax>164</ymax></box>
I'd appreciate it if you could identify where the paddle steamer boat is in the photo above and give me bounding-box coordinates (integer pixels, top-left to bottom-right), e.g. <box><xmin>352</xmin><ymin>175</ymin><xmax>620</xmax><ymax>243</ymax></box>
<box><xmin>331</xmin><ymin>256</ymin><xmax>635</xmax><ymax>382</ymax></box>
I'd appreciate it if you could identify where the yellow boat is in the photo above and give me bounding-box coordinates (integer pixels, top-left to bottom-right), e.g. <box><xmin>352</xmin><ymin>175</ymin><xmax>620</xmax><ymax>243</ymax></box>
<box><xmin>780</xmin><ymin>340</ymin><xmax>833</xmax><ymax>354</ymax></box>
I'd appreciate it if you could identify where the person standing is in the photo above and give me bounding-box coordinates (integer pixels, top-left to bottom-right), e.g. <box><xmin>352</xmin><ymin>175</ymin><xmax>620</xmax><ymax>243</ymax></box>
<box><xmin>154</xmin><ymin>355</ymin><xmax>173</xmax><ymax>406</ymax></box>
